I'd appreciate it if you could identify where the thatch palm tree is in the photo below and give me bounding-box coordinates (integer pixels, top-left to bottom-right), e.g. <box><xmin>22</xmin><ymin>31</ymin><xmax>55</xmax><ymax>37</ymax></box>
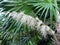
<box><xmin>0</xmin><ymin>0</ymin><xmax>60</xmax><ymax>45</ymax></box>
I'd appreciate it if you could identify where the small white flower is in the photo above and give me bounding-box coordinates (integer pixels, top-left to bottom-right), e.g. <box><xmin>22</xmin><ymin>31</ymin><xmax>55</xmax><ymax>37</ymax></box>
<box><xmin>36</xmin><ymin>20</ymin><xmax>43</xmax><ymax>30</ymax></box>
<box><xmin>16</xmin><ymin>11</ymin><xmax>24</xmax><ymax>21</ymax></box>
<box><xmin>46</xmin><ymin>26</ymin><xmax>55</xmax><ymax>35</ymax></box>
<box><xmin>50</xmin><ymin>30</ymin><xmax>55</xmax><ymax>35</ymax></box>
<box><xmin>45</xmin><ymin>26</ymin><xmax>50</xmax><ymax>31</ymax></box>
<box><xmin>35</xmin><ymin>17</ymin><xmax>39</xmax><ymax>21</ymax></box>
<box><xmin>40</xmin><ymin>25</ymin><xmax>47</xmax><ymax>38</ymax></box>
<box><xmin>20</xmin><ymin>15</ymin><xmax>28</xmax><ymax>24</ymax></box>
<box><xmin>27</xmin><ymin>16</ymin><xmax>36</xmax><ymax>29</ymax></box>
<box><xmin>39</xmin><ymin>25</ymin><xmax>55</xmax><ymax>38</ymax></box>
<box><xmin>9</xmin><ymin>11</ymin><xmax>17</xmax><ymax>19</ymax></box>
<box><xmin>20</xmin><ymin>14</ymin><xmax>36</xmax><ymax>29</ymax></box>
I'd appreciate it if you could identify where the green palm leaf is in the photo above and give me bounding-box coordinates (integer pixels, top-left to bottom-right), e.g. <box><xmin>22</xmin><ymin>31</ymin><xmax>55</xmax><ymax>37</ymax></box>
<box><xmin>34</xmin><ymin>0</ymin><xmax>58</xmax><ymax>27</ymax></box>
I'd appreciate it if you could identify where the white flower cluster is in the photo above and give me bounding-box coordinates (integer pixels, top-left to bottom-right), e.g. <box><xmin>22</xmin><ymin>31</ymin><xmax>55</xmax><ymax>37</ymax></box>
<box><xmin>9</xmin><ymin>11</ymin><xmax>55</xmax><ymax>38</ymax></box>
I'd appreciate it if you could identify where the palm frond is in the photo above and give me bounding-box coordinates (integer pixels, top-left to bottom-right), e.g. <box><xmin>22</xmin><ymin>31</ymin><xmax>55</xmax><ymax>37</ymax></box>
<box><xmin>34</xmin><ymin>0</ymin><xmax>58</xmax><ymax>27</ymax></box>
<box><xmin>0</xmin><ymin>0</ymin><xmax>58</xmax><ymax>45</ymax></box>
